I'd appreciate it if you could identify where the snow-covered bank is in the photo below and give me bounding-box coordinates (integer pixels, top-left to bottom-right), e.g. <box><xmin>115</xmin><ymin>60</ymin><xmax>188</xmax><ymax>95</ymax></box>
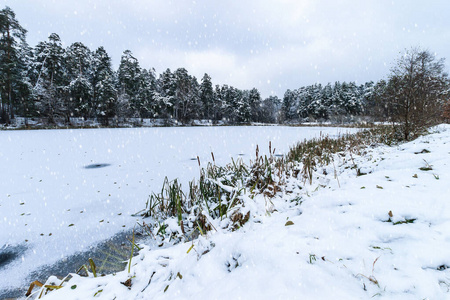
<box><xmin>0</xmin><ymin>126</ymin><xmax>356</xmax><ymax>297</ymax></box>
<box><xmin>34</xmin><ymin>125</ymin><xmax>450</xmax><ymax>299</ymax></box>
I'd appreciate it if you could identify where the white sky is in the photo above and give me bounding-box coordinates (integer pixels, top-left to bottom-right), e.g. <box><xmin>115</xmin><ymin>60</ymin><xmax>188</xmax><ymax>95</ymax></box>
<box><xmin>2</xmin><ymin>0</ymin><xmax>450</xmax><ymax>98</ymax></box>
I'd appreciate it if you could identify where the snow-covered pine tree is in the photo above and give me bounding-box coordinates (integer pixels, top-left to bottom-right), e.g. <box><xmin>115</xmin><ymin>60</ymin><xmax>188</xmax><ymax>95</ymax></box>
<box><xmin>328</xmin><ymin>82</ymin><xmax>346</xmax><ymax>121</ymax></box>
<box><xmin>309</xmin><ymin>83</ymin><xmax>327</xmax><ymax>120</ymax></box>
<box><xmin>300</xmin><ymin>86</ymin><xmax>310</xmax><ymax>120</ymax></box>
<box><xmin>321</xmin><ymin>83</ymin><xmax>334</xmax><ymax>119</ymax></box>
<box><xmin>200</xmin><ymin>73</ymin><xmax>214</xmax><ymax>119</ymax></box>
<box><xmin>281</xmin><ymin>89</ymin><xmax>297</xmax><ymax>122</ymax></box>
<box><xmin>260</xmin><ymin>95</ymin><xmax>281</xmax><ymax>123</ymax></box>
<box><xmin>248</xmin><ymin>87</ymin><xmax>262</xmax><ymax>122</ymax></box>
<box><xmin>358</xmin><ymin>81</ymin><xmax>374</xmax><ymax>116</ymax></box>
<box><xmin>236</xmin><ymin>89</ymin><xmax>251</xmax><ymax>123</ymax></box>
<box><xmin>33</xmin><ymin>33</ymin><xmax>66</xmax><ymax>124</ymax></box>
<box><xmin>221</xmin><ymin>85</ymin><xmax>240</xmax><ymax>123</ymax></box>
<box><xmin>0</xmin><ymin>6</ymin><xmax>29</xmax><ymax>123</ymax></box>
<box><xmin>117</xmin><ymin>50</ymin><xmax>141</xmax><ymax>118</ymax></box>
<box><xmin>342</xmin><ymin>81</ymin><xmax>362</xmax><ymax>116</ymax></box>
<box><xmin>11</xmin><ymin>28</ymin><xmax>34</xmax><ymax>124</ymax></box>
<box><xmin>65</xmin><ymin>42</ymin><xmax>93</xmax><ymax>121</ymax></box>
<box><xmin>157</xmin><ymin>68</ymin><xmax>177</xmax><ymax>119</ymax></box>
<box><xmin>188</xmin><ymin>75</ymin><xmax>202</xmax><ymax>121</ymax></box>
<box><xmin>96</xmin><ymin>76</ymin><xmax>117</xmax><ymax>126</ymax></box>
<box><xmin>91</xmin><ymin>46</ymin><xmax>117</xmax><ymax>125</ymax></box>
<box><xmin>136</xmin><ymin>68</ymin><xmax>157</xmax><ymax>119</ymax></box>
<box><xmin>15</xmin><ymin>49</ymin><xmax>35</xmax><ymax>124</ymax></box>
<box><xmin>213</xmin><ymin>84</ymin><xmax>223</xmax><ymax>121</ymax></box>
<box><xmin>174</xmin><ymin>68</ymin><xmax>191</xmax><ymax>122</ymax></box>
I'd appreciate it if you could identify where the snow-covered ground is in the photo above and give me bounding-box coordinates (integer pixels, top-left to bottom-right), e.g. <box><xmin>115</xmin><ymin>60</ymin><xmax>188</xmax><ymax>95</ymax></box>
<box><xmin>0</xmin><ymin>126</ymin><xmax>356</xmax><ymax>297</ymax></box>
<box><xmin>29</xmin><ymin>124</ymin><xmax>450</xmax><ymax>299</ymax></box>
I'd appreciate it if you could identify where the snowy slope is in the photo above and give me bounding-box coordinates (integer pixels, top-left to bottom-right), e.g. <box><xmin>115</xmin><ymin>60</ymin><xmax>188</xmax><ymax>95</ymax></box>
<box><xmin>35</xmin><ymin>125</ymin><xmax>450</xmax><ymax>299</ymax></box>
<box><xmin>0</xmin><ymin>126</ymin><xmax>356</xmax><ymax>296</ymax></box>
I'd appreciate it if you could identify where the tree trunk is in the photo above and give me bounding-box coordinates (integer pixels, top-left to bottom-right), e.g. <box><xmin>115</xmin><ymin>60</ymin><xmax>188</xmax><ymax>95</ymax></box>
<box><xmin>8</xmin><ymin>84</ymin><xmax>14</xmax><ymax>120</ymax></box>
<box><xmin>6</xmin><ymin>26</ymin><xmax>14</xmax><ymax>120</ymax></box>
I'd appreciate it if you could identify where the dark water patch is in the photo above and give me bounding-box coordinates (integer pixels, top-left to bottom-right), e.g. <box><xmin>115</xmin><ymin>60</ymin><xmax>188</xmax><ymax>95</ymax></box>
<box><xmin>0</xmin><ymin>251</ymin><xmax>16</xmax><ymax>268</ymax></box>
<box><xmin>28</xmin><ymin>231</ymin><xmax>140</xmax><ymax>278</ymax></box>
<box><xmin>84</xmin><ymin>163</ymin><xmax>111</xmax><ymax>169</ymax></box>
<box><xmin>0</xmin><ymin>244</ymin><xmax>28</xmax><ymax>269</ymax></box>
<box><xmin>1</xmin><ymin>231</ymin><xmax>149</xmax><ymax>299</ymax></box>
<box><xmin>414</xmin><ymin>149</ymin><xmax>431</xmax><ymax>154</ymax></box>
<box><xmin>0</xmin><ymin>244</ymin><xmax>28</xmax><ymax>299</ymax></box>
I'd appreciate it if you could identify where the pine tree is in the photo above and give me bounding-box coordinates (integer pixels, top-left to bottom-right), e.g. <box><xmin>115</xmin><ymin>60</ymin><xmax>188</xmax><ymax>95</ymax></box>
<box><xmin>248</xmin><ymin>88</ymin><xmax>262</xmax><ymax>122</ymax></box>
<box><xmin>0</xmin><ymin>6</ymin><xmax>29</xmax><ymax>123</ymax></box>
<box><xmin>91</xmin><ymin>46</ymin><xmax>117</xmax><ymax>125</ymax></box>
<box><xmin>237</xmin><ymin>89</ymin><xmax>251</xmax><ymax>123</ymax></box>
<box><xmin>33</xmin><ymin>33</ymin><xmax>66</xmax><ymax>124</ymax></box>
<box><xmin>12</xmin><ymin>35</ymin><xmax>34</xmax><ymax>124</ymax></box>
<box><xmin>200</xmin><ymin>73</ymin><xmax>214</xmax><ymax>119</ymax></box>
<box><xmin>68</xmin><ymin>76</ymin><xmax>92</xmax><ymax>120</ymax></box>
<box><xmin>158</xmin><ymin>68</ymin><xmax>177</xmax><ymax>118</ymax></box>
<box><xmin>213</xmin><ymin>84</ymin><xmax>223</xmax><ymax>120</ymax></box>
<box><xmin>281</xmin><ymin>89</ymin><xmax>297</xmax><ymax>122</ymax></box>
<box><xmin>66</xmin><ymin>42</ymin><xmax>93</xmax><ymax>120</ymax></box>
<box><xmin>359</xmin><ymin>81</ymin><xmax>374</xmax><ymax>116</ymax></box>
<box><xmin>260</xmin><ymin>96</ymin><xmax>281</xmax><ymax>123</ymax></box>
<box><xmin>174</xmin><ymin>68</ymin><xmax>191</xmax><ymax>122</ymax></box>
<box><xmin>117</xmin><ymin>50</ymin><xmax>141</xmax><ymax>118</ymax></box>
<box><xmin>329</xmin><ymin>82</ymin><xmax>345</xmax><ymax>120</ymax></box>
<box><xmin>341</xmin><ymin>82</ymin><xmax>361</xmax><ymax>116</ymax></box>
<box><xmin>321</xmin><ymin>83</ymin><xmax>333</xmax><ymax>119</ymax></box>
<box><xmin>295</xmin><ymin>87</ymin><xmax>307</xmax><ymax>120</ymax></box>
<box><xmin>136</xmin><ymin>68</ymin><xmax>157</xmax><ymax>119</ymax></box>
<box><xmin>221</xmin><ymin>85</ymin><xmax>240</xmax><ymax>123</ymax></box>
<box><xmin>65</xmin><ymin>42</ymin><xmax>92</xmax><ymax>78</ymax></box>
<box><xmin>96</xmin><ymin>75</ymin><xmax>117</xmax><ymax>125</ymax></box>
<box><xmin>188</xmin><ymin>75</ymin><xmax>202</xmax><ymax>120</ymax></box>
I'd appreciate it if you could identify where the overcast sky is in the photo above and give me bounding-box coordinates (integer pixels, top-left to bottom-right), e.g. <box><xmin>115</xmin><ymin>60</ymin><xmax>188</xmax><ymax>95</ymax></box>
<box><xmin>2</xmin><ymin>0</ymin><xmax>450</xmax><ymax>97</ymax></box>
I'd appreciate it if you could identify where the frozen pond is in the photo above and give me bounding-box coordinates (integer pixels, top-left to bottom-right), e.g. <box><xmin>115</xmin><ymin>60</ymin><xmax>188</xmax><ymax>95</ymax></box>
<box><xmin>0</xmin><ymin>125</ymin><xmax>358</xmax><ymax>296</ymax></box>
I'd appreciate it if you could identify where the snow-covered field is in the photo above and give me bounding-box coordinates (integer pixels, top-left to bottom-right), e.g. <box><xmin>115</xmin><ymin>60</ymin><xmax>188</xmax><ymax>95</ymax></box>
<box><xmin>0</xmin><ymin>126</ymin><xmax>356</xmax><ymax>297</ymax></box>
<box><xmin>25</xmin><ymin>124</ymin><xmax>450</xmax><ymax>299</ymax></box>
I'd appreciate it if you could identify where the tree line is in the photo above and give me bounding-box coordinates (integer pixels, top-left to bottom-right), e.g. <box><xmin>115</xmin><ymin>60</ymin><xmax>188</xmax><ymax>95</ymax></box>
<box><xmin>1</xmin><ymin>6</ymin><xmax>449</xmax><ymax>138</ymax></box>
<box><xmin>0</xmin><ymin>6</ymin><xmax>280</xmax><ymax>126</ymax></box>
<box><xmin>280</xmin><ymin>81</ymin><xmax>373</xmax><ymax>123</ymax></box>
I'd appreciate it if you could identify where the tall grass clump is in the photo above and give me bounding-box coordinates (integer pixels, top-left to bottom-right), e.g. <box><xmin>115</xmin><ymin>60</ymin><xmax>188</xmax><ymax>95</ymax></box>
<box><xmin>133</xmin><ymin>156</ymin><xmax>254</xmax><ymax>242</ymax></box>
<box><xmin>280</xmin><ymin>126</ymin><xmax>398</xmax><ymax>184</ymax></box>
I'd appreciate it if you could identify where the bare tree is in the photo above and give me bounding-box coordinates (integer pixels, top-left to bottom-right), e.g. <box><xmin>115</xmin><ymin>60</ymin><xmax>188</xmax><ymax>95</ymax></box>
<box><xmin>384</xmin><ymin>48</ymin><xmax>448</xmax><ymax>140</ymax></box>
